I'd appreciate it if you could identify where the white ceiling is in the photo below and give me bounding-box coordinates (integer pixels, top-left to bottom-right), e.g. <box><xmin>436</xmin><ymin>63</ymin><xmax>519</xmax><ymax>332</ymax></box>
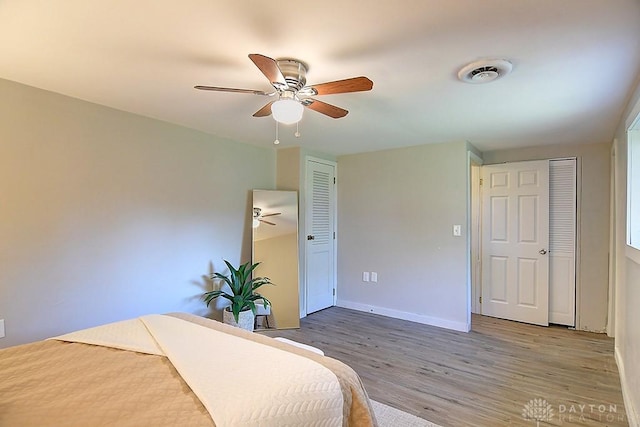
<box><xmin>1</xmin><ymin>1</ymin><xmax>639</xmax><ymax>156</ymax></box>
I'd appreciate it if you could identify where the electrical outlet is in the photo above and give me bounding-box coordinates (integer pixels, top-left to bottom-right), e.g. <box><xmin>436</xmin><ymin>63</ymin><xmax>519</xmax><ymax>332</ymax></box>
<box><xmin>362</xmin><ymin>272</ymin><xmax>370</xmax><ymax>282</ymax></box>
<box><xmin>371</xmin><ymin>272</ymin><xmax>378</xmax><ymax>282</ymax></box>
<box><xmin>453</xmin><ymin>224</ymin><xmax>462</xmax><ymax>236</ymax></box>
<box><xmin>0</xmin><ymin>319</ymin><xmax>5</xmax><ymax>339</ymax></box>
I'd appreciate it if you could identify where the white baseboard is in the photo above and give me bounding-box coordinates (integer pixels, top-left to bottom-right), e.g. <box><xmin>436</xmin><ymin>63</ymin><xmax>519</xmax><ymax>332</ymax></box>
<box><xmin>336</xmin><ymin>299</ymin><xmax>470</xmax><ymax>332</ymax></box>
<box><xmin>615</xmin><ymin>346</ymin><xmax>640</xmax><ymax>427</ymax></box>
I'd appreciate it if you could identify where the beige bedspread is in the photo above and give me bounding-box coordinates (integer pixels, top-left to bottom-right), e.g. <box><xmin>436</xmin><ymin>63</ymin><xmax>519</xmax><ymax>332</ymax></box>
<box><xmin>0</xmin><ymin>313</ymin><xmax>377</xmax><ymax>427</ymax></box>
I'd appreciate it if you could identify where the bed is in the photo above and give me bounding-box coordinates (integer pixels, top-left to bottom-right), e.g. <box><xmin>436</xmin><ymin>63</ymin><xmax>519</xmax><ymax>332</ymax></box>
<box><xmin>0</xmin><ymin>312</ymin><xmax>377</xmax><ymax>426</ymax></box>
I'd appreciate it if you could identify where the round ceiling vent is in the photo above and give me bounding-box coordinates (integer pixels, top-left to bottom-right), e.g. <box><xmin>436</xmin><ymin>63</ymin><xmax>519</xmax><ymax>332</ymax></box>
<box><xmin>458</xmin><ymin>59</ymin><xmax>512</xmax><ymax>84</ymax></box>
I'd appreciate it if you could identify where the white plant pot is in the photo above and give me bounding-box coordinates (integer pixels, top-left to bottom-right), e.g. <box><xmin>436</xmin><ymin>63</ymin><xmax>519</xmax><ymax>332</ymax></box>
<box><xmin>223</xmin><ymin>308</ymin><xmax>255</xmax><ymax>332</ymax></box>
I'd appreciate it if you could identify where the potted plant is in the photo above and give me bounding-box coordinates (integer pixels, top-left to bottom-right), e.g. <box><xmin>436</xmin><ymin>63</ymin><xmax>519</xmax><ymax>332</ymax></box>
<box><xmin>203</xmin><ymin>260</ymin><xmax>273</xmax><ymax>331</ymax></box>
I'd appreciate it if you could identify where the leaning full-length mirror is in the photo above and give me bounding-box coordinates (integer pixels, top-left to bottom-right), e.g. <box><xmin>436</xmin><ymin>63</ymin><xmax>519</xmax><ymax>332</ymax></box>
<box><xmin>252</xmin><ymin>190</ymin><xmax>300</xmax><ymax>329</ymax></box>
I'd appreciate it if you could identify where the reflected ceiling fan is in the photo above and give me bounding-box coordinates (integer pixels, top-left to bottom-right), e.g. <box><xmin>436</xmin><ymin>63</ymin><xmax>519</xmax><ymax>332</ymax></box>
<box><xmin>253</xmin><ymin>207</ymin><xmax>281</xmax><ymax>227</ymax></box>
<box><xmin>195</xmin><ymin>54</ymin><xmax>373</xmax><ymax>124</ymax></box>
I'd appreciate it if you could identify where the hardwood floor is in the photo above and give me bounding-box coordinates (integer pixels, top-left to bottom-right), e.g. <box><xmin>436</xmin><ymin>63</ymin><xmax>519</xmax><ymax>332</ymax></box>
<box><xmin>261</xmin><ymin>307</ymin><xmax>627</xmax><ymax>427</ymax></box>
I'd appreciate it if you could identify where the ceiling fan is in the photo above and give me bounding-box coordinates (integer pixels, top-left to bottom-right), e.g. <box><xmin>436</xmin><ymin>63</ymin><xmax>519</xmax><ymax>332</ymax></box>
<box><xmin>253</xmin><ymin>207</ymin><xmax>281</xmax><ymax>227</ymax></box>
<box><xmin>195</xmin><ymin>54</ymin><xmax>373</xmax><ymax>124</ymax></box>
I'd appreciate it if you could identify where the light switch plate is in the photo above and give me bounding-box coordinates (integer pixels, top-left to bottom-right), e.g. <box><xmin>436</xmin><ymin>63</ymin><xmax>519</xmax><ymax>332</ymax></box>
<box><xmin>371</xmin><ymin>272</ymin><xmax>378</xmax><ymax>282</ymax></box>
<box><xmin>362</xmin><ymin>272</ymin><xmax>370</xmax><ymax>282</ymax></box>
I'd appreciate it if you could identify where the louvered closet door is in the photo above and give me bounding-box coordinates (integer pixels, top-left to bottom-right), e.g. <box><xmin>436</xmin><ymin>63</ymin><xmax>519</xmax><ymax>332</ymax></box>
<box><xmin>305</xmin><ymin>160</ymin><xmax>336</xmax><ymax>314</ymax></box>
<box><xmin>549</xmin><ymin>159</ymin><xmax>576</xmax><ymax>326</ymax></box>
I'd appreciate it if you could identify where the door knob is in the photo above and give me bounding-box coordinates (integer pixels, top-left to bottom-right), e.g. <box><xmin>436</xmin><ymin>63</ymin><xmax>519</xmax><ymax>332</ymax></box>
<box><xmin>307</xmin><ymin>235</ymin><xmax>315</xmax><ymax>240</ymax></box>
<box><xmin>539</xmin><ymin>249</ymin><xmax>547</xmax><ymax>255</ymax></box>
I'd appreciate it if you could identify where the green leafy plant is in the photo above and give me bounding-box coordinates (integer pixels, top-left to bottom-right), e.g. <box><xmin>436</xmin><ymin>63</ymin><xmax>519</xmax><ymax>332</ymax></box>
<box><xmin>203</xmin><ymin>260</ymin><xmax>273</xmax><ymax>323</ymax></box>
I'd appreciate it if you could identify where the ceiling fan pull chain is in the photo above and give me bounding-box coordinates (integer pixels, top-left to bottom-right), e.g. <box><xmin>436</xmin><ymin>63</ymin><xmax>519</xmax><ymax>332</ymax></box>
<box><xmin>274</xmin><ymin>121</ymin><xmax>280</xmax><ymax>145</ymax></box>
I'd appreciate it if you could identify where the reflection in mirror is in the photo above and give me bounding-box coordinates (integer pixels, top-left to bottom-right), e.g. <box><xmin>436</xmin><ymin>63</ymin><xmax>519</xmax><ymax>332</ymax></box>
<box><xmin>252</xmin><ymin>190</ymin><xmax>300</xmax><ymax>329</ymax></box>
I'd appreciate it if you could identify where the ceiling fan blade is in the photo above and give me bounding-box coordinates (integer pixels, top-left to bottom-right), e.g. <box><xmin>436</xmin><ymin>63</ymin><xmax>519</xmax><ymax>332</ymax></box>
<box><xmin>307</xmin><ymin>76</ymin><xmax>373</xmax><ymax>96</ymax></box>
<box><xmin>260</xmin><ymin>212</ymin><xmax>281</xmax><ymax>218</ymax></box>
<box><xmin>194</xmin><ymin>86</ymin><xmax>271</xmax><ymax>96</ymax></box>
<box><xmin>259</xmin><ymin>219</ymin><xmax>276</xmax><ymax>226</ymax></box>
<box><xmin>253</xmin><ymin>101</ymin><xmax>274</xmax><ymax>117</ymax></box>
<box><xmin>304</xmin><ymin>99</ymin><xmax>349</xmax><ymax>118</ymax></box>
<box><xmin>249</xmin><ymin>54</ymin><xmax>287</xmax><ymax>87</ymax></box>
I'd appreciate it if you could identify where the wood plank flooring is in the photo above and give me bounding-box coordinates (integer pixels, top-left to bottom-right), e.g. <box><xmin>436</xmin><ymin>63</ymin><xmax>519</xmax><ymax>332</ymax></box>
<box><xmin>261</xmin><ymin>307</ymin><xmax>627</xmax><ymax>427</ymax></box>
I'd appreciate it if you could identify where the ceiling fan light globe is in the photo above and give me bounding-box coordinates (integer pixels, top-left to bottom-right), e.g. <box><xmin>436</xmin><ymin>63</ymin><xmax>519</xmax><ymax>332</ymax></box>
<box><xmin>272</xmin><ymin>99</ymin><xmax>304</xmax><ymax>124</ymax></box>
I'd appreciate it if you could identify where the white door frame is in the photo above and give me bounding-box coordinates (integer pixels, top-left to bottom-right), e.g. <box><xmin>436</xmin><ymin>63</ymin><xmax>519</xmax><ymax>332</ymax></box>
<box><xmin>476</xmin><ymin>158</ymin><xmax>579</xmax><ymax>327</ymax></box>
<box><xmin>469</xmin><ymin>152</ymin><xmax>483</xmax><ymax>317</ymax></box>
<box><xmin>302</xmin><ymin>156</ymin><xmax>337</xmax><ymax>316</ymax></box>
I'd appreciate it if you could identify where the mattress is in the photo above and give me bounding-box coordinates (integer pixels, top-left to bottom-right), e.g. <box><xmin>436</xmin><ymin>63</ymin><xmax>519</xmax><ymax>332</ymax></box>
<box><xmin>0</xmin><ymin>312</ymin><xmax>377</xmax><ymax>427</ymax></box>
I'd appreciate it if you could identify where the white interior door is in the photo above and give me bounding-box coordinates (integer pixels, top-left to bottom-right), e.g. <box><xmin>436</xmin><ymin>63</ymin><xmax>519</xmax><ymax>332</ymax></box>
<box><xmin>305</xmin><ymin>159</ymin><xmax>336</xmax><ymax>314</ymax></box>
<box><xmin>481</xmin><ymin>160</ymin><xmax>550</xmax><ymax>326</ymax></box>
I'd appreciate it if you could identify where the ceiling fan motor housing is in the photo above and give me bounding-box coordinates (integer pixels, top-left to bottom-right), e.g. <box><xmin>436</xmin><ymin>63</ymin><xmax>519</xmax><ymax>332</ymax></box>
<box><xmin>276</xmin><ymin>59</ymin><xmax>308</xmax><ymax>91</ymax></box>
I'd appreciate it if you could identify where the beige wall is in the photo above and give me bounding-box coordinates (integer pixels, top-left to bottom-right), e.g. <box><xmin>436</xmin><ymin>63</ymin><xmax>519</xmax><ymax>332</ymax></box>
<box><xmin>612</xmin><ymin>76</ymin><xmax>640</xmax><ymax>425</ymax></box>
<box><xmin>0</xmin><ymin>78</ymin><xmax>275</xmax><ymax>347</ymax></box>
<box><xmin>276</xmin><ymin>147</ymin><xmax>302</xmax><ymax>192</ymax></box>
<box><xmin>276</xmin><ymin>147</ymin><xmax>336</xmax><ymax>318</ymax></box>
<box><xmin>482</xmin><ymin>142</ymin><xmax>611</xmax><ymax>332</ymax></box>
<box><xmin>336</xmin><ymin>141</ymin><xmax>471</xmax><ymax>331</ymax></box>
<box><xmin>254</xmin><ymin>233</ymin><xmax>299</xmax><ymax>329</ymax></box>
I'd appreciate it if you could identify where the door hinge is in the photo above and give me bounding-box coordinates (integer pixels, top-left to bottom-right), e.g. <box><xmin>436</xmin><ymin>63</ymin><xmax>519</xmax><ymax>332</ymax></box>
<box><xmin>333</xmin><ymin>177</ymin><xmax>336</xmax><ymax>184</ymax></box>
<box><xmin>479</xmin><ymin>296</ymin><xmax>482</xmax><ymax>304</ymax></box>
<box><xmin>333</xmin><ymin>231</ymin><xmax>336</xmax><ymax>239</ymax></box>
<box><xmin>333</xmin><ymin>288</ymin><xmax>336</xmax><ymax>296</ymax></box>
<box><xmin>479</xmin><ymin>178</ymin><xmax>483</xmax><ymax>186</ymax></box>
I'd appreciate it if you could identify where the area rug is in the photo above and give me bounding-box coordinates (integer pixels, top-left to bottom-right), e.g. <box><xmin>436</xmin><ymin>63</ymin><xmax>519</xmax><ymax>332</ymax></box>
<box><xmin>371</xmin><ymin>399</ymin><xmax>442</xmax><ymax>427</ymax></box>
